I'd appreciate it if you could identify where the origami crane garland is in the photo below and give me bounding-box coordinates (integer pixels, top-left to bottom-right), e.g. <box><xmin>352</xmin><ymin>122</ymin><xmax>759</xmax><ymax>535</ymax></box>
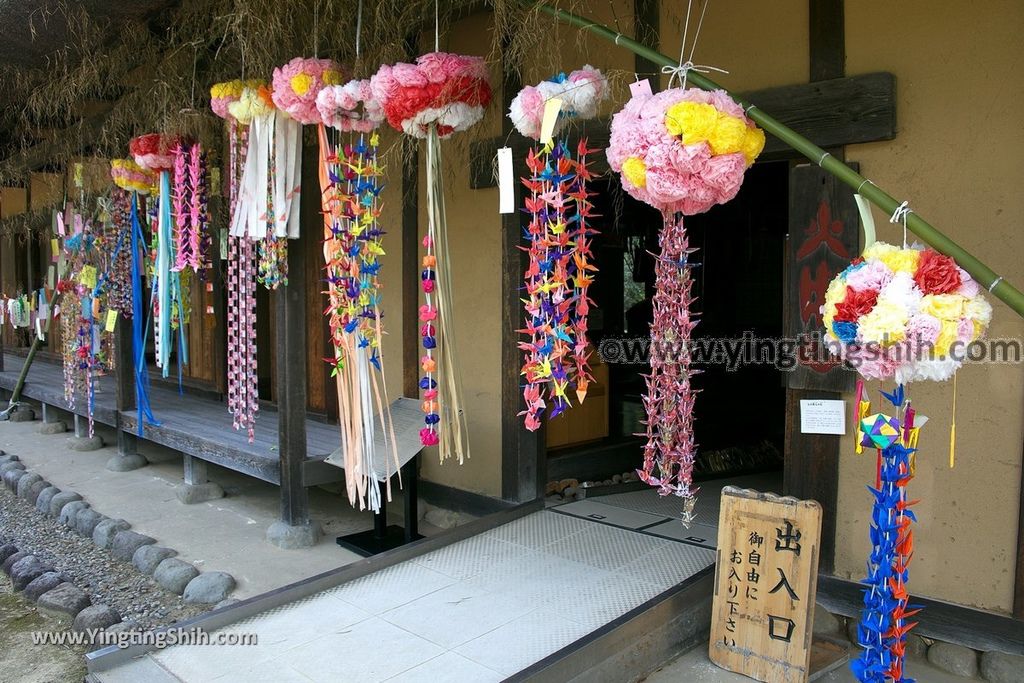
<box><xmin>636</xmin><ymin>214</ymin><xmax>700</xmax><ymax>522</ymax></box>
<box><xmin>519</xmin><ymin>139</ymin><xmax>598</xmax><ymax>431</ymax></box>
<box><xmin>171</xmin><ymin>141</ymin><xmax>211</xmax><ymax>277</ymax></box>
<box><xmin>59</xmin><ymin>209</ymin><xmax>112</xmax><ymax>438</ymax></box>
<box><xmin>608</xmin><ymin>86</ymin><xmax>764</xmax><ymax>525</ymax></box>
<box><xmin>851</xmin><ymin>384</ymin><xmax>923</xmax><ymax>683</ymax></box>
<box><xmin>317</xmin><ymin>120</ymin><xmax>398</xmax><ymax>512</ymax></box>
<box><xmin>104</xmin><ymin>189</ymin><xmax>134</xmax><ymax>317</ymax></box>
<box><xmin>225</xmin><ymin>123</ymin><xmax>260</xmax><ymax>443</ymax></box>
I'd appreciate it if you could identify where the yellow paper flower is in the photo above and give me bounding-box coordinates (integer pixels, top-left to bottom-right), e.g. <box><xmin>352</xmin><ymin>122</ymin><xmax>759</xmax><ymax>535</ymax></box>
<box><xmin>622</xmin><ymin>156</ymin><xmax>647</xmax><ymax>188</ymax></box>
<box><xmin>857</xmin><ymin>299</ymin><xmax>908</xmax><ymax>346</ymax></box>
<box><xmin>708</xmin><ymin>114</ymin><xmax>747</xmax><ymax>156</ymax></box>
<box><xmin>665</xmin><ymin>102</ymin><xmax>719</xmax><ymax>145</ymax></box>
<box><xmin>290</xmin><ymin>73</ymin><xmax>313</xmax><ymax>96</ymax></box>
<box><xmin>741</xmin><ymin>127</ymin><xmax>766</xmax><ymax>165</ymax></box>
<box><xmin>878</xmin><ymin>248</ymin><xmax>919</xmax><ymax>274</ymax></box>
<box><xmin>934</xmin><ymin>320</ymin><xmax>959</xmax><ymax>356</ymax></box>
<box><xmin>921</xmin><ymin>293</ymin><xmax>965</xmax><ymax>322</ymax></box>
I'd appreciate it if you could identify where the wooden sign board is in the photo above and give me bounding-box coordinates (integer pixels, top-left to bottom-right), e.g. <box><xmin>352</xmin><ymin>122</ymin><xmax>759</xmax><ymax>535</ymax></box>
<box><xmin>710</xmin><ymin>487</ymin><xmax>823</xmax><ymax>683</ymax></box>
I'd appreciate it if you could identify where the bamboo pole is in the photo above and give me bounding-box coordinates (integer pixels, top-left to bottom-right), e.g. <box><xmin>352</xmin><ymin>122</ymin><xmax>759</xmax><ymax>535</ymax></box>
<box><xmin>529</xmin><ymin>1</ymin><xmax>1024</xmax><ymax>319</ymax></box>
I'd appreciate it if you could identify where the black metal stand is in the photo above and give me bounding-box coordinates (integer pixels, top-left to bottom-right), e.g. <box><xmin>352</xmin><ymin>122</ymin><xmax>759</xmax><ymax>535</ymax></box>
<box><xmin>336</xmin><ymin>454</ymin><xmax>423</xmax><ymax>556</ymax></box>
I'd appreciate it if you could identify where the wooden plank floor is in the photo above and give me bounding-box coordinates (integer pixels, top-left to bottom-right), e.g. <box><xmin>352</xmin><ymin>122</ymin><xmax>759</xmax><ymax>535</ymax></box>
<box><xmin>0</xmin><ymin>353</ymin><xmax>344</xmax><ymax>485</ymax></box>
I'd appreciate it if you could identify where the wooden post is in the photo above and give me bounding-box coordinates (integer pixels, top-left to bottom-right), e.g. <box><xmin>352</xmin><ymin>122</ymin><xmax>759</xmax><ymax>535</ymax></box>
<box><xmin>499</xmin><ymin>50</ymin><xmax>546</xmax><ymax>503</ymax></box>
<box><xmin>113</xmin><ymin>308</ymin><xmax>139</xmax><ymax>458</ymax></box>
<box><xmin>402</xmin><ymin>141</ymin><xmax>420</xmax><ymax>400</ymax></box>
<box><xmin>276</xmin><ymin>144</ymin><xmax>310</xmax><ymax>529</ymax></box>
<box><xmin>781</xmin><ymin>0</ymin><xmax>849</xmax><ymax>573</ymax></box>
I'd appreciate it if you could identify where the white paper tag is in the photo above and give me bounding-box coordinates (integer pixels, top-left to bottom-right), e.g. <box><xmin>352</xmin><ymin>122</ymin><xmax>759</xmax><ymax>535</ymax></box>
<box><xmin>629</xmin><ymin>79</ymin><xmax>653</xmax><ymax>98</ymax></box>
<box><xmin>498</xmin><ymin>147</ymin><xmax>514</xmax><ymax>214</ymax></box>
<box><xmin>35</xmin><ymin>317</ymin><xmax>45</xmax><ymax>341</ymax></box>
<box><xmin>799</xmin><ymin>399</ymin><xmax>846</xmax><ymax>435</ymax></box>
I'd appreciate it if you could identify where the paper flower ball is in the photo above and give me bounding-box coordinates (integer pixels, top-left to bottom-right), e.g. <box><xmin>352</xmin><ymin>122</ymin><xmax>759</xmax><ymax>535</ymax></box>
<box><xmin>607</xmin><ymin>87</ymin><xmax>765</xmax><ymax>215</ymax></box>
<box><xmin>129</xmin><ymin>134</ymin><xmax>176</xmax><ymax>172</ymax></box>
<box><xmin>210</xmin><ymin>79</ymin><xmax>266</xmax><ymax>120</ymax></box>
<box><xmin>370</xmin><ymin>52</ymin><xmax>492</xmax><ymax>138</ymax></box>
<box><xmin>316</xmin><ymin>79</ymin><xmax>384</xmax><ymax>133</ymax></box>
<box><xmin>228</xmin><ymin>85</ymin><xmax>276</xmax><ymax>126</ymax></box>
<box><xmin>271</xmin><ymin>57</ymin><xmax>347</xmax><ymax>124</ymax></box>
<box><xmin>822</xmin><ymin>242</ymin><xmax>993</xmax><ymax>382</ymax></box>
<box><xmin>110</xmin><ymin>158</ymin><xmax>155</xmax><ymax>195</ymax></box>
<box><xmin>508</xmin><ymin>65</ymin><xmax>608</xmax><ymax>140</ymax></box>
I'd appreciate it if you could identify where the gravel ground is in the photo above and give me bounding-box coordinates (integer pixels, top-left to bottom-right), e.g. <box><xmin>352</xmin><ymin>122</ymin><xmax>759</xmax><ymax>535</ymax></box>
<box><xmin>0</xmin><ymin>483</ymin><xmax>206</xmax><ymax>631</ymax></box>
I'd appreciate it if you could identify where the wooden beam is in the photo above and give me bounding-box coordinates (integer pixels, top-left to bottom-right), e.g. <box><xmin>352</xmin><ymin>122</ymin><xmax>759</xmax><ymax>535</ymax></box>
<box><xmin>499</xmin><ymin>48</ymin><xmax>545</xmax><ymax>503</ymax></box>
<box><xmin>470</xmin><ymin>73</ymin><xmax>896</xmax><ymax>188</ymax></box>
<box><xmin>818</xmin><ymin>574</ymin><xmax>1024</xmax><ymax>654</ymax></box>
<box><xmin>276</xmin><ymin>144</ymin><xmax>311</xmax><ymax>526</ymax></box>
<box><xmin>809</xmin><ymin>0</ymin><xmax>846</xmax><ymax>81</ymax></box>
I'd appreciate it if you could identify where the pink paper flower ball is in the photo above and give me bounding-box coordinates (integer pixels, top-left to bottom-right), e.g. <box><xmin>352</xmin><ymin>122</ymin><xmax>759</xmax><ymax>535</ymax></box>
<box><xmin>271</xmin><ymin>57</ymin><xmax>348</xmax><ymax>125</ymax></box>
<box><xmin>607</xmin><ymin>87</ymin><xmax>765</xmax><ymax>215</ymax></box>
<box><xmin>508</xmin><ymin>65</ymin><xmax>609</xmax><ymax>140</ymax></box>
<box><xmin>316</xmin><ymin>79</ymin><xmax>384</xmax><ymax>133</ymax></box>
<box><xmin>370</xmin><ymin>52</ymin><xmax>492</xmax><ymax>139</ymax></box>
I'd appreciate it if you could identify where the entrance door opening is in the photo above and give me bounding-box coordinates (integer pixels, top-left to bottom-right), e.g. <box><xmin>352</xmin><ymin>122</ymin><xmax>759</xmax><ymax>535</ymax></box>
<box><xmin>547</xmin><ymin>161</ymin><xmax>789</xmax><ymax>494</ymax></box>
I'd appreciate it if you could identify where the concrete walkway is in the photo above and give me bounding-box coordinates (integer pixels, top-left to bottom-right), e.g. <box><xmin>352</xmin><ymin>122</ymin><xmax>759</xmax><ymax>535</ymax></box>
<box><xmin>0</xmin><ymin>414</ymin><xmax>431</xmax><ymax>598</ymax></box>
<box><xmin>91</xmin><ymin>509</ymin><xmax>715</xmax><ymax>682</ymax></box>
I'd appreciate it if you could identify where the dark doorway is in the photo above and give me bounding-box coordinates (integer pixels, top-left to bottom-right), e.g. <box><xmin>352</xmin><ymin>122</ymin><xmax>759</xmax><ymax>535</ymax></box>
<box><xmin>548</xmin><ymin>161</ymin><xmax>789</xmax><ymax>484</ymax></box>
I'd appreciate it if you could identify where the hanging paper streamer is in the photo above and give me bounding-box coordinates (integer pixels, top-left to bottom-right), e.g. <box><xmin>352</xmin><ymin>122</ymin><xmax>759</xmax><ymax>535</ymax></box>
<box><xmin>371</xmin><ymin>52</ymin><xmax>492</xmax><ymax>460</ymax></box>
<box><xmin>212</xmin><ymin>80</ymin><xmax>262</xmax><ymax>442</ymax></box>
<box><xmin>129</xmin><ymin>192</ymin><xmax>159</xmax><ymax>434</ymax></box>
<box><xmin>608</xmin><ymin>86</ymin><xmax>765</xmax><ymax>524</ymax></box>
<box><xmin>317</xmin><ymin>82</ymin><xmax>399</xmax><ymax>511</ymax></box>
<box><xmin>509</xmin><ymin>67</ymin><xmax>607</xmax><ymax>431</ymax></box>
<box><xmin>229</xmin><ymin>81</ymin><xmax>302</xmax><ymax>290</ymax></box>
<box><xmin>130</xmin><ymin>133</ymin><xmax>187</xmax><ymax>379</ymax></box>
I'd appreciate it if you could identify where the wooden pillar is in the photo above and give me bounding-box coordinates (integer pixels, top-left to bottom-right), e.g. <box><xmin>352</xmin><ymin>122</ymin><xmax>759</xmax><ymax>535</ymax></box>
<box><xmin>276</xmin><ymin>144</ymin><xmax>310</xmax><ymax>527</ymax></box>
<box><xmin>113</xmin><ymin>310</ymin><xmax>138</xmax><ymax>457</ymax></box>
<box><xmin>782</xmin><ymin>0</ymin><xmax>848</xmax><ymax>573</ymax></box>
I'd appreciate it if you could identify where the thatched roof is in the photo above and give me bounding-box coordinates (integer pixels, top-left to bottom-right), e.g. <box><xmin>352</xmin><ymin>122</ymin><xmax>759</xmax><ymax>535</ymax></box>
<box><xmin>0</xmin><ymin>0</ymin><xmax>556</xmax><ymax>181</ymax></box>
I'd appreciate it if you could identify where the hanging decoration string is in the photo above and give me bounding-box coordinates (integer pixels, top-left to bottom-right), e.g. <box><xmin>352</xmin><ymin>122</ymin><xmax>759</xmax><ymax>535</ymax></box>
<box><xmin>890</xmin><ymin>200</ymin><xmax>912</xmax><ymax>248</ymax></box>
<box><xmin>662</xmin><ymin>0</ymin><xmax>726</xmax><ymax>89</ymax></box>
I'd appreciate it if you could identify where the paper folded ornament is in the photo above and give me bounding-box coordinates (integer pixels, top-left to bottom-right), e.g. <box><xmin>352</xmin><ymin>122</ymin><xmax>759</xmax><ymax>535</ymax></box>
<box><xmin>859</xmin><ymin>413</ymin><xmax>902</xmax><ymax>450</ymax></box>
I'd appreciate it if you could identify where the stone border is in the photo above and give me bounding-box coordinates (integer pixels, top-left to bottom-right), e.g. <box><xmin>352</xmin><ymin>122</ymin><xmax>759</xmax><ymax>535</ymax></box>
<box><xmin>815</xmin><ymin>592</ymin><xmax>1022</xmax><ymax>681</ymax></box>
<box><xmin>0</xmin><ymin>451</ymin><xmax>237</xmax><ymax>608</ymax></box>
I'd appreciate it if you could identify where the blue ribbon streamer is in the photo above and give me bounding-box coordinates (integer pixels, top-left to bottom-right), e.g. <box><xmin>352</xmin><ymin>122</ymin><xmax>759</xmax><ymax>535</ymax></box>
<box><xmin>130</xmin><ymin>192</ymin><xmax>159</xmax><ymax>435</ymax></box>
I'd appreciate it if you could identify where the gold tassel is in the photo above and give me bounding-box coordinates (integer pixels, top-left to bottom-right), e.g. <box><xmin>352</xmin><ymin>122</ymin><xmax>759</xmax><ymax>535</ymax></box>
<box><xmin>949</xmin><ymin>373</ymin><xmax>957</xmax><ymax>469</ymax></box>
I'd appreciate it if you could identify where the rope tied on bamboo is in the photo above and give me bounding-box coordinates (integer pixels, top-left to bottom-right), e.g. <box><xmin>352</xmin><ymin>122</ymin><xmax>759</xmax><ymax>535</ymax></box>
<box><xmin>890</xmin><ymin>200</ymin><xmax>913</xmax><ymax>247</ymax></box>
<box><xmin>661</xmin><ymin>61</ymin><xmax>729</xmax><ymax>89</ymax></box>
